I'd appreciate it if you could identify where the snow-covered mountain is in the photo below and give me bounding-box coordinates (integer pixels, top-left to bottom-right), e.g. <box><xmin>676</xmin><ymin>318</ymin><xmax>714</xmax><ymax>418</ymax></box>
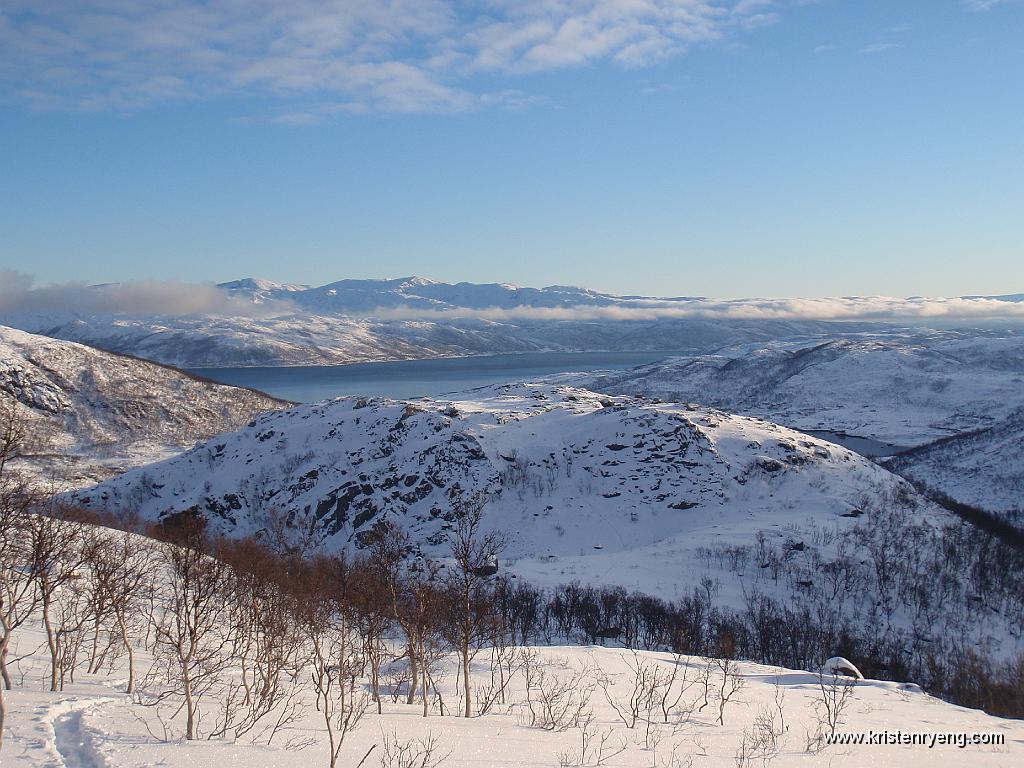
<box><xmin>583</xmin><ymin>331</ymin><xmax>1024</xmax><ymax>447</ymax></box>
<box><xmin>0</xmin><ymin>325</ymin><xmax>288</xmax><ymax>487</ymax></box>
<box><xmin>219</xmin><ymin>275</ymin><xmax>627</xmax><ymax>312</ymax></box>
<box><xmin>70</xmin><ymin>383</ymin><xmax>928</xmax><ymax>593</ymax></box>
<box><xmin>7</xmin><ymin>276</ymin><xmax>1024</xmax><ymax>368</ymax></box>
<box><xmin>71</xmin><ymin>382</ymin><xmax>1024</xmax><ymax>665</ymax></box>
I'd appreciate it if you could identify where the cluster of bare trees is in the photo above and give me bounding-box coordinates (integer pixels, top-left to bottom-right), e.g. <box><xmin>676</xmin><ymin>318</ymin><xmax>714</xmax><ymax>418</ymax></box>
<box><xmin>1</xmin><ymin>402</ymin><xmax>513</xmax><ymax>760</ymax></box>
<box><xmin>0</xmin><ymin>502</ymin><xmax>507</xmax><ymax>759</ymax></box>
<box><xmin>488</xmin><ymin>491</ymin><xmax>1024</xmax><ymax>719</ymax></box>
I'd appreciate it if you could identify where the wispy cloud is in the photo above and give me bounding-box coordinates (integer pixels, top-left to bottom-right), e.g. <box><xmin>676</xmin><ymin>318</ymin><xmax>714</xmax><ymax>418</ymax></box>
<box><xmin>0</xmin><ymin>1</ymin><xmax>786</xmax><ymax>115</ymax></box>
<box><xmin>961</xmin><ymin>0</ymin><xmax>1009</xmax><ymax>11</ymax></box>
<box><xmin>858</xmin><ymin>42</ymin><xmax>902</xmax><ymax>55</ymax></box>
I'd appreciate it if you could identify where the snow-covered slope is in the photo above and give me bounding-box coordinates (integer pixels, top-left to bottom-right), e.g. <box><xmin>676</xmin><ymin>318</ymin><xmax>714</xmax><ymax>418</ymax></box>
<box><xmin>584</xmin><ymin>331</ymin><xmax>1024</xmax><ymax>447</ymax></box>
<box><xmin>0</xmin><ymin>325</ymin><xmax>288</xmax><ymax>487</ymax></box>
<box><xmin>70</xmin><ymin>383</ymin><xmax>928</xmax><ymax>594</ymax></box>
<box><xmin>884</xmin><ymin>409</ymin><xmax>1024</xmax><ymax>525</ymax></box>
<box><xmin>7</xmin><ymin>628</ymin><xmax>1019</xmax><ymax>768</ymax></box>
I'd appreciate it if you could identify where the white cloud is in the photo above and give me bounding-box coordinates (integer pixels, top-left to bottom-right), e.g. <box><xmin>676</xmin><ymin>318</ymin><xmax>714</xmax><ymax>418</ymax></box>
<box><xmin>961</xmin><ymin>0</ymin><xmax>1008</xmax><ymax>10</ymax></box>
<box><xmin>366</xmin><ymin>296</ymin><xmax>1024</xmax><ymax>323</ymax></box>
<box><xmin>0</xmin><ymin>1</ymin><xmax>788</xmax><ymax>115</ymax></box>
<box><xmin>858</xmin><ymin>42</ymin><xmax>902</xmax><ymax>54</ymax></box>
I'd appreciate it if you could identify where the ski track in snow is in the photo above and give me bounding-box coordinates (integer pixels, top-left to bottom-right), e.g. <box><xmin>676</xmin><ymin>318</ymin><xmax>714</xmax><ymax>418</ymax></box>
<box><xmin>48</xmin><ymin>700</ymin><xmax>113</xmax><ymax>768</ymax></box>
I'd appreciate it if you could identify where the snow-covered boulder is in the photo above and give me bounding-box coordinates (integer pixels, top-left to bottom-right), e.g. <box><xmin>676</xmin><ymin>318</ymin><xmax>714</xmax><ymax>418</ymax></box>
<box><xmin>822</xmin><ymin>656</ymin><xmax>864</xmax><ymax>680</ymax></box>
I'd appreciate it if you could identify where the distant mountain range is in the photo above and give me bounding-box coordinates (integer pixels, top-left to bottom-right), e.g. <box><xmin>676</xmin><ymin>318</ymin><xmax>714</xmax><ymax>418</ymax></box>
<box><xmin>581</xmin><ymin>330</ymin><xmax>1024</xmax><ymax>446</ymax></box>
<box><xmin>0</xmin><ymin>276</ymin><xmax>906</xmax><ymax>368</ymax></box>
<box><xmin>217</xmin><ymin>276</ymin><xmax>631</xmax><ymax>312</ymax></box>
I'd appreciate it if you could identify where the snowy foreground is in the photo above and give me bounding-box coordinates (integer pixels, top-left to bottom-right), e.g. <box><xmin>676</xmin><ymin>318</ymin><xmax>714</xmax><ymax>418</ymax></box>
<box><xmin>4</xmin><ymin>622</ymin><xmax>1021</xmax><ymax>767</ymax></box>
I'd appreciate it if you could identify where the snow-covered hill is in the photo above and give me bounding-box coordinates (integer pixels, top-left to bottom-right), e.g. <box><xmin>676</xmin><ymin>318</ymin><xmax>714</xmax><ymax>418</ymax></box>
<box><xmin>584</xmin><ymin>331</ymin><xmax>1024</xmax><ymax>447</ymax></box>
<box><xmin>70</xmin><ymin>383</ymin><xmax>928</xmax><ymax>594</ymax></box>
<box><xmin>6</xmin><ymin>513</ymin><xmax>1016</xmax><ymax>768</ymax></box>
<box><xmin>0</xmin><ymin>325</ymin><xmax>288</xmax><ymax>487</ymax></box>
<box><xmin>4</xmin><ymin>311</ymin><xmax>886</xmax><ymax>369</ymax></box>
<box><xmin>884</xmin><ymin>409</ymin><xmax>1024</xmax><ymax>526</ymax></box>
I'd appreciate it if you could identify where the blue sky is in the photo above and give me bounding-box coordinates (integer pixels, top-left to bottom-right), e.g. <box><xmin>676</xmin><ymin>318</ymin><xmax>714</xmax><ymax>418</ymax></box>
<box><xmin>1</xmin><ymin>0</ymin><xmax>1021</xmax><ymax>298</ymax></box>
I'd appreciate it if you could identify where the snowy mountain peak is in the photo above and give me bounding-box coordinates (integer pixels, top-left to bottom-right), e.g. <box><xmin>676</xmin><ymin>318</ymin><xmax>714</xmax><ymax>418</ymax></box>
<box><xmin>218</xmin><ymin>277</ymin><xmax>308</xmax><ymax>291</ymax></box>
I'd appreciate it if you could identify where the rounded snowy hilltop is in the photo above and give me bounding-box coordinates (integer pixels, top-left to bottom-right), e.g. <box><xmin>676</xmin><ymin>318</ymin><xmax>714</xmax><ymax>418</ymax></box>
<box><xmin>69</xmin><ymin>383</ymin><xmax>933</xmax><ymax>597</ymax></box>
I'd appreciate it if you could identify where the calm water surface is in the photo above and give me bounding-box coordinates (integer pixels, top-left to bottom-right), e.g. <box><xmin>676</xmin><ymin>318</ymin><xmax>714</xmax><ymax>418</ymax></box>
<box><xmin>191</xmin><ymin>351</ymin><xmax>673</xmax><ymax>403</ymax></box>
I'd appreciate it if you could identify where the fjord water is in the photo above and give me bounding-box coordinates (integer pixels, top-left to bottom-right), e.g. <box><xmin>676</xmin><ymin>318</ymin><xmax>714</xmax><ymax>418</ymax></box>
<box><xmin>191</xmin><ymin>351</ymin><xmax>671</xmax><ymax>403</ymax></box>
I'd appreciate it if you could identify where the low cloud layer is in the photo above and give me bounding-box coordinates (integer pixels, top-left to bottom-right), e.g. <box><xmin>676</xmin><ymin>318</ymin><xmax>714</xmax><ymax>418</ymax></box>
<box><xmin>2</xmin><ymin>271</ymin><xmax>1023</xmax><ymax>324</ymax></box>
<box><xmin>370</xmin><ymin>296</ymin><xmax>1024</xmax><ymax>323</ymax></box>
<box><xmin>0</xmin><ymin>271</ymin><xmax>293</xmax><ymax>318</ymax></box>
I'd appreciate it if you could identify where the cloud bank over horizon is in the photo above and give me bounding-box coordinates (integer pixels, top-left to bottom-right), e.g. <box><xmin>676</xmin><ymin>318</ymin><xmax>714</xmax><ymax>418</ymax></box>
<box><xmin>0</xmin><ymin>271</ymin><xmax>292</xmax><ymax>318</ymax></box>
<box><xmin>2</xmin><ymin>271</ymin><xmax>1023</xmax><ymax>325</ymax></box>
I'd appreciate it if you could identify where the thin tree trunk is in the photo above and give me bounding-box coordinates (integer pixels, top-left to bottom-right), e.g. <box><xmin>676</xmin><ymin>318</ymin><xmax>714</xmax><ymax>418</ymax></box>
<box><xmin>0</xmin><ymin>636</ymin><xmax>12</xmax><ymax>691</ymax></box>
<box><xmin>88</xmin><ymin>615</ymin><xmax>102</xmax><ymax>674</ymax></box>
<box><xmin>115</xmin><ymin>611</ymin><xmax>135</xmax><ymax>694</ymax></box>
<box><xmin>0</xmin><ymin>681</ymin><xmax>6</xmax><ymax>753</ymax></box>
<box><xmin>371</xmin><ymin>651</ymin><xmax>382</xmax><ymax>715</ymax></box>
<box><xmin>421</xmin><ymin>640</ymin><xmax>429</xmax><ymax>718</ymax></box>
<box><xmin>462</xmin><ymin>640</ymin><xmax>471</xmax><ymax>718</ymax></box>
<box><xmin>43</xmin><ymin>590</ymin><xmax>59</xmax><ymax>692</ymax></box>
<box><xmin>406</xmin><ymin>639</ymin><xmax>418</xmax><ymax>705</ymax></box>
<box><xmin>183</xmin><ymin>663</ymin><xmax>195</xmax><ymax>739</ymax></box>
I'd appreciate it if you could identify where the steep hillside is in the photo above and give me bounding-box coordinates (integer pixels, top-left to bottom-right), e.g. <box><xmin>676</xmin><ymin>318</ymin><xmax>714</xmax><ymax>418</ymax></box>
<box><xmin>0</xmin><ymin>325</ymin><xmax>288</xmax><ymax>487</ymax></box>
<box><xmin>585</xmin><ymin>331</ymin><xmax>1024</xmax><ymax>447</ymax></box>
<box><xmin>71</xmin><ymin>384</ymin><xmax>927</xmax><ymax>591</ymax></box>
<box><xmin>884</xmin><ymin>409</ymin><xmax>1024</xmax><ymax>526</ymax></box>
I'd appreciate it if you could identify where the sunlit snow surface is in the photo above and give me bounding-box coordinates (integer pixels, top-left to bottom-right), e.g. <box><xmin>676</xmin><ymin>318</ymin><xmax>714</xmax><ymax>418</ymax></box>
<box><xmin>4</xmin><ymin>614</ymin><xmax>1022</xmax><ymax>767</ymax></box>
